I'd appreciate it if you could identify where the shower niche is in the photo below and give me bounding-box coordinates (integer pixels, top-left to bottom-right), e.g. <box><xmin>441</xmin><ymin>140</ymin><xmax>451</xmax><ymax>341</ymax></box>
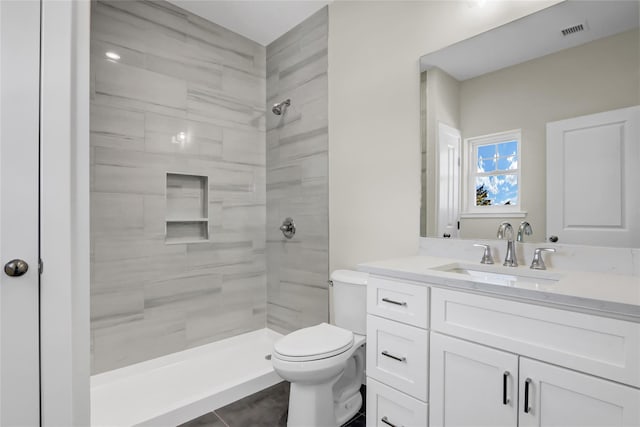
<box><xmin>165</xmin><ymin>172</ymin><xmax>209</xmax><ymax>244</ymax></box>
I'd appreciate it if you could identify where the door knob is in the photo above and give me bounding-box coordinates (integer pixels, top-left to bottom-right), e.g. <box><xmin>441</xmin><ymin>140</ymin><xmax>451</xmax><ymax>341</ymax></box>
<box><xmin>4</xmin><ymin>259</ymin><xmax>29</xmax><ymax>277</ymax></box>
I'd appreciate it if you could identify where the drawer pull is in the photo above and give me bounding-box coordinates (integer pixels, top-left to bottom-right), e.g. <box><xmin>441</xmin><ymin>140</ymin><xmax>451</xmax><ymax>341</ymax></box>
<box><xmin>381</xmin><ymin>416</ymin><xmax>402</xmax><ymax>427</ymax></box>
<box><xmin>381</xmin><ymin>297</ymin><xmax>407</xmax><ymax>307</ymax></box>
<box><xmin>381</xmin><ymin>350</ymin><xmax>406</xmax><ymax>363</ymax></box>
<box><xmin>524</xmin><ymin>378</ymin><xmax>532</xmax><ymax>414</ymax></box>
<box><xmin>502</xmin><ymin>371</ymin><xmax>510</xmax><ymax>405</ymax></box>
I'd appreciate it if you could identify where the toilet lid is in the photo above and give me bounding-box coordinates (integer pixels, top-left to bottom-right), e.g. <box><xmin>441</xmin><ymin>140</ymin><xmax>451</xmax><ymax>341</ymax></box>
<box><xmin>274</xmin><ymin>323</ymin><xmax>354</xmax><ymax>361</ymax></box>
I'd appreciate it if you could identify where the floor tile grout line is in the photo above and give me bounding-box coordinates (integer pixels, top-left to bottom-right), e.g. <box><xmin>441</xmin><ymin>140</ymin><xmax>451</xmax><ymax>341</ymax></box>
<box><xmin>213</xmin><ymin>410</ymin><xmax>231</xmax><ymax>427</ymax></box>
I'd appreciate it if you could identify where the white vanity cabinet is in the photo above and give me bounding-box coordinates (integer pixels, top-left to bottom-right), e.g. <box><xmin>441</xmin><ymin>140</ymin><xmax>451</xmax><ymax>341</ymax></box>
<box><xmin>364</xmin><ymin>274</ymin><xmax>640</xmax><ymax>427</ymax></box>
<box><xmin>366</xmin><ymin>276</ymin><xmax>429</xmax><ymax>427</ymax></box>
<box><xmin>366</xmin><ymin>315</ymin><xmax>428</xmax><ymax>400</ymax></box>
<box><xmin>519</xmin><ymin>358</ymin><xmax>640</xmax><ymax>427</ymax></box>
<box><xmin>429</xmin><ymin>332</ymin><xmax>518</xmax><ymax>427</ymax></box>
<box><xmin>429</xmin><ymin>288</ymin><xmax>640</xmax><ymax>388</ymax></box>
<box><xmin>429</xmin><ymin>333</ymin><xmax>640</xmax><ymax>427</ymax></box>
<box><xmin>429</xmin><ymin>288</ymin><xmax>640</xmax><ymax>427</ymax></box>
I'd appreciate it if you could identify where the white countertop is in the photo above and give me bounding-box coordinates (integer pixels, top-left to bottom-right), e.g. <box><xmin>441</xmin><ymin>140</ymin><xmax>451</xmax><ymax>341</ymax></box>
<box><xmin>358</xmin><ymin>256</ymin><xmax>640</xmax><ymax>322</ymax></box>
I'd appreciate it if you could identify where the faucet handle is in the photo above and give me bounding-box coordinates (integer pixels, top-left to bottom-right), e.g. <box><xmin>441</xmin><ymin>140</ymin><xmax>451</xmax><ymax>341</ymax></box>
<box><xmin>530</xmin><ymin>248</ymin><xmax>556</xmax><ymax>270</ymax></box>
<box><xmin>473</xmin><ymin>244</ymin><xmax>494</xmax><ymax>264</ymax></box>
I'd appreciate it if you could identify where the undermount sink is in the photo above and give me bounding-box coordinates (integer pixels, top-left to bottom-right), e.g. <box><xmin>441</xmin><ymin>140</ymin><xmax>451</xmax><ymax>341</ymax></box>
<box><xmin>432</xmin><ymin>262</ymin><xmax>562</xmax><ymax>287</ymax></box>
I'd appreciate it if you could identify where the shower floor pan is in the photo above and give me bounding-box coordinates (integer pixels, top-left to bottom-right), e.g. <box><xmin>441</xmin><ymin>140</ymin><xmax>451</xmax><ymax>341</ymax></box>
<box><xmin>91</xmin><ymin>328</ymin><xmax>284</xmax><ymax>426</ymax></box>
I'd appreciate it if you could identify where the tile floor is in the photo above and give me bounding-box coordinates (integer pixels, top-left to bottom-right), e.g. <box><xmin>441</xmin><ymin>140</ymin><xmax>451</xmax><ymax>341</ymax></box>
<box><xmin>180</xmin><ymin>382</ymin><xmax>366</xmax><ymax>427</ymax></box>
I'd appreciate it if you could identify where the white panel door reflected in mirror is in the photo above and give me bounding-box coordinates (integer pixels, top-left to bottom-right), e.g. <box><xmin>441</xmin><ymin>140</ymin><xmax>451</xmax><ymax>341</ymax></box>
<box><xmin>547</xmin><ymin>106</ymin><xmax>639</xmax><ymax>247</ymax></box>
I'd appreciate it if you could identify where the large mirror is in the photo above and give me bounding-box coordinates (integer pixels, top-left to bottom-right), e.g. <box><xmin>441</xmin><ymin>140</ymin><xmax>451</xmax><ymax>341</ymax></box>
<box><xmin>420</xmin><ymin>0</ymin><xmax>639</xmax><ymax>247</ymax></box>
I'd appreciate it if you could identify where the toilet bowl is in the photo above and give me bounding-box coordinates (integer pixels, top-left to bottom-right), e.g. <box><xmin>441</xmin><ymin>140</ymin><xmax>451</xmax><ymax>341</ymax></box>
<box><xmin>273</xmin><ymin>324</ymin><xmax>365</xmax><ymax>426</ymax></box>
<box><xmin>272</xmin><ymin>270</ymin><xmax>368</xmax><ymax>427</ymax></box>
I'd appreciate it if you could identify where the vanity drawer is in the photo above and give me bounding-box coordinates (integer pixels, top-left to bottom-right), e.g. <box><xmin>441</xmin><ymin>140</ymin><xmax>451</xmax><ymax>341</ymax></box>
<box><xmin>367</xmin><ymin>315</ymin><xmax>428</xmax><ymax>401</ymax></box>
<box><xmin>367</xmin><ymin>276</ymin><xmax>429</xmax><ymax>328</ymax></box>
<box><xmin>431</xmin><ymin>288</ymin><xmax>640</xmax><ymax>388</ymax></box>
<box><xmin>367</xmin><ymin>378</ymin><xmax>428</xmax><ymax>427</ymax></box>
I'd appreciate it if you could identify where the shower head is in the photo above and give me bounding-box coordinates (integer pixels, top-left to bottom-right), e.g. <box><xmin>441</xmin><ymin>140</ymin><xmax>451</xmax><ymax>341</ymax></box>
<box><xmin>272</xmin><ymin>99</ymin><xmax>291</xmax><ymax>115</ymax></box>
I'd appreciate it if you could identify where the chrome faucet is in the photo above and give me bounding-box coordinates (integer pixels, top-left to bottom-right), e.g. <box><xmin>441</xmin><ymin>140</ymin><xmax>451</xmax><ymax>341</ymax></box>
<box><xmin>497</xmin><ymin>222</ymin><xmax>517</xmax><ymax>267</ymax></box>
<box><xmin>517</xmin><ymin>221</ymin><xmax>533</xmax><ymax>242</ymax></box>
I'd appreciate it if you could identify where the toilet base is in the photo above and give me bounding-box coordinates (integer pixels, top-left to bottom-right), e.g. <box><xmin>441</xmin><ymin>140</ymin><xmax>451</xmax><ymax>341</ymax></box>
<box><xmin>285</xmin><ymin>381</ymin><xmax>363</xmax><ymax>427</ymax></box>
<box><xmin>287</xmin><ymin>378</ymin><xmax>339</xmax><ymax>427</ymax></box>
<box><xmin>334</xmin><ymin>390</ymin><xmax>362</xmax><ymax>426</ymax></box>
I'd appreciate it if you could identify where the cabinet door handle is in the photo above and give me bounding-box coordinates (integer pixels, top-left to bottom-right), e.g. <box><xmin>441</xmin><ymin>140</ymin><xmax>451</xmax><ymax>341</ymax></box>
<box><xmin>381</xmin><ymin>297</ymin><xmax>407</xmax><ymax>306</ymax></box>
<box><xmin>524</xmin><ymin>378</ymin><xmax>532</xmax><ymax>414</ymax></box>
<box><xmin>502</xmin><ymin>371</ymin><xmax>510</xmax><ymax>405</ymax></box>
<box><xmin>381</xmin><ymin>416</ymin><xmax>402</xmax><ymax>427</ymax></box>
<box><xmin>381</xmin><ymin>350</ymin><xmax>406</xmax><ymax>363</ymax></box>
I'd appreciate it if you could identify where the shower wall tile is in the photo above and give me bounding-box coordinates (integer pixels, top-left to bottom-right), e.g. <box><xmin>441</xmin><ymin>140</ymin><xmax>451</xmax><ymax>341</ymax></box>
<box><xmin>93</xmin><ymin>235</ymin><xmax>185</xmax><ymax>262</ymax></box>
<box><xmin>90</xmin><ymin>104</ymin><xmax>145</xmax><ymax>151</ymax></box>
<box><xmin>90</xmin><ymin>0</ymin><xmax>266</xmax><ymax>374</ymax></box>
<box><xmin>95</xmin><ymin>60</ymin><xmax>188</xmax><ymax>109</ymax></box>
<box><xmin>223</xmin><ymin>128</ymin><xmax>266</xmax><ymax>165</ymax></box>
<box><xmin>266</xmin><ymin>8</ymin><xmax>329</xmax><ymax>334</ymax></box>
<box><xmin>91</xmin><ymin>192</ymin><xmax>145</xmax><ymax>233</ymax></box>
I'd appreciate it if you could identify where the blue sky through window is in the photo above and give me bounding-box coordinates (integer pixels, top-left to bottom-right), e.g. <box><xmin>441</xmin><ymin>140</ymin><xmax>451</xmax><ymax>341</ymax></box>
<box><xmin>475</xmin><ymin>140</ymin><xmax>518</xmax><ymax>206</ymax></box>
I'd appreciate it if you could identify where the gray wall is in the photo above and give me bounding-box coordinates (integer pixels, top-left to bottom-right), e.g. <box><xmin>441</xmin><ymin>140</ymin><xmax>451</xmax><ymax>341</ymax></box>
<box><xmin>265</xmin><ymin>9</ymin><xmax>329</xmax><ymax>333</ymax></box>
<box><xmin>90</xmin><ymin>0</ymin><xmax>267</xmax><ymax>373</ymax></box>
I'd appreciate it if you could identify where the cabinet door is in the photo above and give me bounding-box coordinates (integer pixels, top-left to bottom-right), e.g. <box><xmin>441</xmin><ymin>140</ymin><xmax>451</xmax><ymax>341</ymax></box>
<box><xmin>430</xmin><ymin>332</ymin><xmax>518</xmax><ymax>427</ymax></box>
<box><xmin>519</xmin><ymin>358</ymin><xmax>640</xmax><ymax>427</ymax></box>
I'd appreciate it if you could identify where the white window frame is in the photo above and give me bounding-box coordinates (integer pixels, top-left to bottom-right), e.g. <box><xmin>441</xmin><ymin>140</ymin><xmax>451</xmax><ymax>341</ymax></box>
<box><xmin>462</xmin><ymin>129</ymin><xmax>525</xmax><ymax>217</ymax></box>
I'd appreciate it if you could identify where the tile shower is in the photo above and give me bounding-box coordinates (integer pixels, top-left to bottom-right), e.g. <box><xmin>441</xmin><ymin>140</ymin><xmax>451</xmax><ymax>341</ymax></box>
<box><xmin>90</xmin><ymin>0</ymin><xmax>328</xmax><ymax>373</ymax></box>
<box><xmin>266</xmin><ymin>9</ymin><xmax>329</xmax><ymax>334</ymax></box>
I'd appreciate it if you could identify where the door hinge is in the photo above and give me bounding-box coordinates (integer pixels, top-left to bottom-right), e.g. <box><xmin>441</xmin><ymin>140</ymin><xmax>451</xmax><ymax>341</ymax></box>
<box><xmin>39</xmin><ymin>259</ymin><xmax>43</xmax><ymax>275</ymax></box>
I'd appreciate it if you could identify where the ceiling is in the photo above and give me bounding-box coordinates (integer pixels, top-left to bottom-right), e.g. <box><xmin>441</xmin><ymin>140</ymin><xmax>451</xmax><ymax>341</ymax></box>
<box><xmin>167</xmin><ymin>0</ymin><xmax>331</xmax><ymax>46</ymax></box>
<box><xmin>420</xmin><ymin>0</ymin><xmax>640</xmax><ymax>80</ymax></box>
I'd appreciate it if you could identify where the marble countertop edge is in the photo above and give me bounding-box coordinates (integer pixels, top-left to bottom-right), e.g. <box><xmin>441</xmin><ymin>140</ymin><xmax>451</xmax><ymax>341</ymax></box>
<box><xmin>357</xmin><ymin>256</ymin><xmax>640</xmax><ymax>323</ymax></box>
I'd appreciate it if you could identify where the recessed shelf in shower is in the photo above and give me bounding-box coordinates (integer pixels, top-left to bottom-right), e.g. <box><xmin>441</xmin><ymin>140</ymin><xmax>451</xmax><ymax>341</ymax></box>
<box><xmin>165</xmin><ymin>172</ymin><xmax>209</xmax><ymax>244</ymax></box>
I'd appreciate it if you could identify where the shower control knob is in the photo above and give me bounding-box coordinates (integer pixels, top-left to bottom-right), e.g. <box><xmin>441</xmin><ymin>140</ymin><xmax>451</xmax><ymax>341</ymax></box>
<box><xmin>280</xmin><ymin>217</ymin><xmax>296</xmax><ymax>239</ymax></box>
<box><xmin>4</xmin><ymin>259</ymin><xmax>29</xmax><ymax>277</ymax></box>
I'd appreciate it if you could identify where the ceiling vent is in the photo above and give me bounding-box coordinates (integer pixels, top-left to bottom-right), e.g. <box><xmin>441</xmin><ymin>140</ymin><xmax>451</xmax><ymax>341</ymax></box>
<box><xmin>561</xmin><ymin>23</ymin><xmax>585</xmax><ymax>36</ymax></box>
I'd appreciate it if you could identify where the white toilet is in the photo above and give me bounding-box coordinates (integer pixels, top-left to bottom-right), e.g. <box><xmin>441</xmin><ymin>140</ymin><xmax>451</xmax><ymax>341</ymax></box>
<box><xmin>272</xmin><ymin>270</ymin><xmax>368</xmax><ymax>427</ymax></box>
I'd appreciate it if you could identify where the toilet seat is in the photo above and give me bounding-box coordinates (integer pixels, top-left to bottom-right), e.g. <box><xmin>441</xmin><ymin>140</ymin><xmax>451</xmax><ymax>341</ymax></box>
<box><xmin>274</xmin><ymin>323</ymin><xmax>354</xmax><ymax>362</ymax></box>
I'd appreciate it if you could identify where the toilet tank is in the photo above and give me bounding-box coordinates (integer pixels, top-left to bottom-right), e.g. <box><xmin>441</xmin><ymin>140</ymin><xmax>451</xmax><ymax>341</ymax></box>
<box><xmin>331</xmin><ymin>270</ymin><xmax>368</xmax><ymax>335</ymax></box>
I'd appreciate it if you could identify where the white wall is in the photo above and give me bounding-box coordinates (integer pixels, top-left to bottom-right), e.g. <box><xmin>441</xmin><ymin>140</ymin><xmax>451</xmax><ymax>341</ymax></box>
<box><xmin>328</xmin><ymin>0</ymin><xmax>561</xmax><ymax>271</ymax></box>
